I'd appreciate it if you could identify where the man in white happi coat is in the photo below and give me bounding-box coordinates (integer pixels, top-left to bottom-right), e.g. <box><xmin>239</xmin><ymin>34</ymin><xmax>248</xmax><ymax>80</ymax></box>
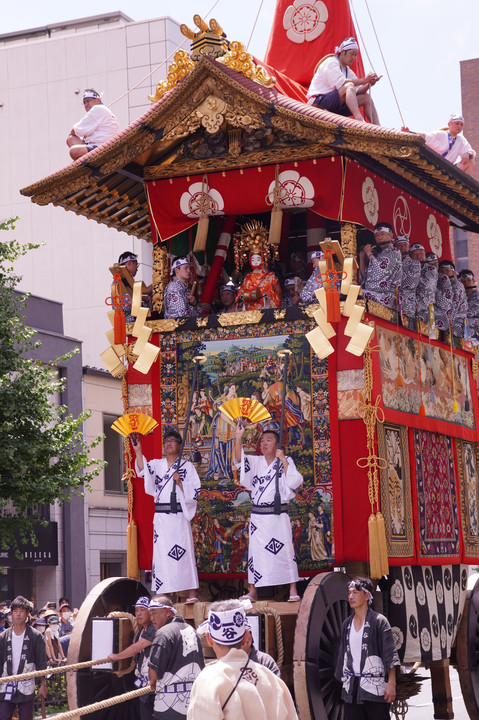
<box><xmin>133</xmin><ymin>431</ymin><xmax>200</xmax><ymax>602</ymax></box>
<box><xmin>234</xmin><ymin>425</ymin><xmax>303</xmax><ymax>603</ymax></box>
<box><xmin>187</xmin><ymin>600</ymin><xmax>298</xmax><ymax>720</ymax></box>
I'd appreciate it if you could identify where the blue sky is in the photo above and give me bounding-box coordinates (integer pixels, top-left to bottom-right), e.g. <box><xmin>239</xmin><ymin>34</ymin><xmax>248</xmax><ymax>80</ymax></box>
<box><xmin>4</xmin><ymin>0</ymin><xmax>479</xmax><ymax>132</ymax></box>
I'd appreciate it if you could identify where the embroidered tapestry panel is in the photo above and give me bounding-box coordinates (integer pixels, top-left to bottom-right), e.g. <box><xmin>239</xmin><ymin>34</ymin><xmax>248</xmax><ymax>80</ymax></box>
<box><xmin>376</xmin><ymin>325</ymin><xmax>474</xmax><ymax>429</ymax></box>
<box><xmin>413</xmin><ymin>430</ymin><xmax>460</xmax><ymax>558</ymax></box>
<box><xmin>456</xmin><ymin>439</ymin><xmax>479</xmax><ymax>557</ymax></box>
<box><xmin>159</xmin><ymin>318</ymin><xmax>333</xmax><ymax>575</ymax></box>
<box><xmin>377</xmin><ymin>423</ymin><xmax>414</xmax><ymax>557</ymax></box>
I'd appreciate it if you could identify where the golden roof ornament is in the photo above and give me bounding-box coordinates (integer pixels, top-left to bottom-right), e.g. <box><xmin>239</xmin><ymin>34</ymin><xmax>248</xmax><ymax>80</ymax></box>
<box><xmin>181</xmin><ymin>15</ymin><xmax>228</xmax><ymax>60</ymax></box>
<box><xmin>149</xmin><ymin>15</ymin><xmax>274</xmax><ymax>103</ymax></box>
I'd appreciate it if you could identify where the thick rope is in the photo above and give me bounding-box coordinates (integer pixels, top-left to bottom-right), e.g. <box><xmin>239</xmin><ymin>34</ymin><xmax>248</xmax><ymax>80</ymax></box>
<box><xmin>0</xmin><ymin>659</ymin><xmax>111</xmax><ymax>684</ymax></box>
<box><xmin>45</xmin><ymin>684</ymin><xmax>154</xmax><ymax>720</ymax></box>
<box><xmin>254</xmin><ymin>602</ymin><xmax>284</xmax><ymax>668</ymax></box>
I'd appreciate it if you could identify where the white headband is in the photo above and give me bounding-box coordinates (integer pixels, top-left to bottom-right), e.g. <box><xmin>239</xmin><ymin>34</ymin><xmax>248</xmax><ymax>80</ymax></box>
<box><xmin>83</xmin><ymin>90</ymin><xmax>101</xmax><ymax>101</ymax></box>
<box><xmin>170</xmin><ymin>257</ymin><xmax>190</xmax><ymax>275</ymax></box>
<box><xmin>311</xmin><ymin>250</ymin><xmax>324</xmax><ymax>259</ymax></box>
<box><xmin>449</xmin><ymin>114</ymin><xmax>464</xmax><ymax>123</ymax></box>
<box><xmin>335</xmin><ymin>37</ymin><xmax>359</xmax><ymax>54</ymax></box>
<box><xmin>148</xmin><ymin>600</ymin><xmax>177</xmax><ymax>614</ymax></box>
<box><xmin>205</xmin><ymin>606</ymin><xmax>246</xmax><ymax>646</ymax></box>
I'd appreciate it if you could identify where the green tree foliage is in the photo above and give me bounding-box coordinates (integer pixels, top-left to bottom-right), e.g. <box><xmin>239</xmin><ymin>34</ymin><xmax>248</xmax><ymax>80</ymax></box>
<box><xmin>0</xmin><ymin>218</ymin><xmax>102</xmax><ymax>550</ymax></box>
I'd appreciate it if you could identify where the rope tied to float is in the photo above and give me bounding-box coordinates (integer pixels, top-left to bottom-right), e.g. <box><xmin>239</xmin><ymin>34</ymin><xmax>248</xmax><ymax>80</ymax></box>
<box><xmin>44</xmin><ymin>684</ymin><xmax>154</xmax><ymax>720</ymax></box>
<box><xmin>254</xmin><ymin>602</ymin><xmax>285</xmax><ymax>668</ymax></box>
<box><xmin>0</xmin><ymin>658</ymin><xmax>112</xmax><ymax>684</ymax></box>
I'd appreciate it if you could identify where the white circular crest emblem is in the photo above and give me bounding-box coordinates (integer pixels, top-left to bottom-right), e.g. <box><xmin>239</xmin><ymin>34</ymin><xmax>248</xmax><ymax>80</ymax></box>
<box><xmin>427</xmin><ymin>214</ymin><xmax>443</xmax><ymax>256</ymax></box>
<box><xmin>393</xmin><ymin>196</ymin><xmax>411</xmax><ymax>237</ymax></box>
<box><xmin>180</xmin><ymin>182</ymin><xmax>224</xmax><ymax>218</ymax></box>
<box><xmin>362</xmin><ymin>176</ymin><xmax>379</xmax><ymax>225</ymax></box>
<box><xmin>283</xmin><ymin>0</ymin><xmax>329</xmax><ymax>44</ymax></box>
<box><xmin>267</xmin><ymin>170</ymin><xmax>315</xmax><ymax>208</ymax></box>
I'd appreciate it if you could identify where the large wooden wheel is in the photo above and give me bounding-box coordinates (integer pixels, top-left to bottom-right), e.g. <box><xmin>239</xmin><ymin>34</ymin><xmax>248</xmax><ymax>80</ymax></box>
<box><xmin>294</xmin><ymin>571</ymin><xmax>351</xmax><ymax>720</ymax></box>
<box><xmin>67</xmin><ymin>576</ymin><xmax>150</xmax><ymax>720</ymax></box>
<box><xmin>456</xmin><ymin>574</ymin><xmax>479</xmax><ymax>719</ymax></box>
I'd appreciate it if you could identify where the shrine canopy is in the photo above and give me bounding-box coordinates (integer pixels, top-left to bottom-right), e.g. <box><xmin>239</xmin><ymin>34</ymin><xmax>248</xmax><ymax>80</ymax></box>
<box><xmin>147</xmin><ymin>156</ymin><xmax>451</xmax><ymax>259</ymax></box>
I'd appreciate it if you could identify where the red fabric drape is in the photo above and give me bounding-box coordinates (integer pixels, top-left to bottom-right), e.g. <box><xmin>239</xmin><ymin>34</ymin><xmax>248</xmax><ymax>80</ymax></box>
<box><xmin>342</xmin><ymin>159</ymin><xmax>452</xmax><ymax>260</ymax></box>
<box><xmin>147</xmin><ymin>158</ymin><xmax>343</xmax><ymax>241</ymax></box>
<box><xmin>263</xmin><ymin>0</ymin><xmax>365</xmax><ymax>88</ymax></box>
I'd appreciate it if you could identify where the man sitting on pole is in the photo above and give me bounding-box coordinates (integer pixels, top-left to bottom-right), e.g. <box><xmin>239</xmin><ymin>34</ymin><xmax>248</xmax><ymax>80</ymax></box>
<box><xmin>307</xmin><ymin>38</ymin><xmax>381</xmax><ymax>124</ymax></box>
<box><xmin>234</xmin><ymin>424</ymin><xmax>303</xmax><ymax>603</ymax></box>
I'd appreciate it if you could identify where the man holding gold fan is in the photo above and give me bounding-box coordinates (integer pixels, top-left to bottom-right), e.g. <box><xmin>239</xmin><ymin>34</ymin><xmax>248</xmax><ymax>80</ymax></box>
<box><xmin>234</xmin><ymin>423</ymin><xmax>303</xmax><ymax>603</ymax></box>
<box><xmin>133</xmin><ymin>432</ymin><xmax>200</xmax><ymax>603</ymax></box>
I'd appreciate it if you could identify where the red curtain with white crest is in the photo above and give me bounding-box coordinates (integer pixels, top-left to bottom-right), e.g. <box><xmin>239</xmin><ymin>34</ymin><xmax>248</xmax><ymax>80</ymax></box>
<box><xmin>263</xmin><ymin>0</ymin><xmax>365</xmax><ymax>88</ymax></box>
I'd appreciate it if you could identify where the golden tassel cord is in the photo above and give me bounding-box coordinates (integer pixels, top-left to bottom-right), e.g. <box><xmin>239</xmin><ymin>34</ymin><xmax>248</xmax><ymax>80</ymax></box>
<box><xmin>356</xmin><ymin>338</ymin><xmax>389</xmax><ymax>579</ymax></box>
<box><xmin>122</xmin><ymin>375</ymin><xmax>140</xmax><ymax>580</ymax></box>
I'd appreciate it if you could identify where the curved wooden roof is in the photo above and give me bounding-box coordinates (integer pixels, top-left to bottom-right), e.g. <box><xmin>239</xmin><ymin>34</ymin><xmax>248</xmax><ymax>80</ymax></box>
<box><xmin>20</xmin><ymin>56</ymin><xmax>479</xmax><ymax>239</ymax></box>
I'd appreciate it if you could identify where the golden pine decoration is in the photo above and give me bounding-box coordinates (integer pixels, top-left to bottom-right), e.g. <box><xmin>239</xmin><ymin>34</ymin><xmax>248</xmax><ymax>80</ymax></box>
<box><xmin>111</xmin><ymin>413</ymin><xmax>158</xmax><ymax>438</ymax></box>
<box><xmin>218</xmin><ymin>397</ymin><xmax>271</xmax><ymax>424</ymax></box>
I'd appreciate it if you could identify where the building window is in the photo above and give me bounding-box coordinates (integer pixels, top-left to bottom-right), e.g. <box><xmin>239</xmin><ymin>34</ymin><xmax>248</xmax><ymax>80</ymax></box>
<box><xmin>103</xmin><ymin>414</ymin><xmax>126</xmax><ymax>494</ymax></box>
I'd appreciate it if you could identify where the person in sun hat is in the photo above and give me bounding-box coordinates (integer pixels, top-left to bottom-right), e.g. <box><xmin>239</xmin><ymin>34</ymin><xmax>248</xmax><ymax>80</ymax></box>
<box><xmin>335</xmin><ymin>578</ymin><xmax>399</xmax><ymax>718</ymax></box>
<box><xmin>307</xmin><ymin>37</ymin><xmax>381</xmax><ymax>124</ymax></box>
<box><xmin>187</xmin><ymin>599</ymin><xmax>297</xmax><ymax>720</ymax></box>
<box><xmin>66</xmin><ymin>88</ymin><xmax>120</xmax><ymax>160</ymax></box>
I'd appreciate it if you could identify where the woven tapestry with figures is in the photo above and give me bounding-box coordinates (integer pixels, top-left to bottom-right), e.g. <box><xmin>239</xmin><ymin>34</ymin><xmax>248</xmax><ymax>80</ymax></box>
<box><xmin>456</xmin><ymin>439</ymin><xmax>479</xmax><ymax>558</ymax></box>
<box><xmin>413</xmin><ymin>430</ymin><xmax>460</xmax><ymax>559</ymax></box>
<box><xmin>377</xmin><ymin>422</ymin><xmax>414</xmax><ymax>558</ymax></box>
<box><xmin>387</xmin><ymin>565</ymin><xmax>468</xmax><ymax>663</ymax></box>
<box><xmin>146</xmin><ymin>317</ymin><xmax>334</xmax><ymax>576</ymax></box>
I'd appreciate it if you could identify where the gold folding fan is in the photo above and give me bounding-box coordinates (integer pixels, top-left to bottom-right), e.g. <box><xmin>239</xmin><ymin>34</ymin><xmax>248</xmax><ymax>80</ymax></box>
<box><xmin>218</xmin><ymin>397</ymin><xmax>271</xmax><ymax>425</ymax></box>
<box><xmin>111</xmin><ymin>412</ymin><xmax>159</xmax><ymax>438</ymax></box>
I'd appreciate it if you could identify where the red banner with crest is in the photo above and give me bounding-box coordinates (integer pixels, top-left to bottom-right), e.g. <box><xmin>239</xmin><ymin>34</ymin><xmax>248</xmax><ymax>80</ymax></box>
<box><xmin>147</xmin><ymin>157</ymin><xmax>343</xmax><ymax>241</ymax></box>
<box><xmin>341</xmin><ymin>159</ymin><xmax>452</xmax><ymax>259</ymax></box>
<box><xmin>263</xmin><ymin>0</ymin><xmax>365</xmax><ymax>88</ymax></box>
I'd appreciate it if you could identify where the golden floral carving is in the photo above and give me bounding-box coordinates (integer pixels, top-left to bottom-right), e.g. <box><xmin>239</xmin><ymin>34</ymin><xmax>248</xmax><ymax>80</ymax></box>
<box><xmin>341</xmin><ymin>223</ymin><xmax>357</xmax><ymax>259</ymax></box>
<box><xmin>217</xmin><ymin>310</ymin><xmax>263</xmax><ymax>326</ymax></box>
<box><xmin>196</xmin><ymin>316</ymin><xmax>209</xmax><ymax>327</ymax></box>
<box><xmin>148</xmin><ymin>318</ymin><xmax>180</xmax><ymax>333</ymax></box>
<box><xmin>148</xmin><ymin>50</ymin><xmax>195</xmax><ymax>103</ymax></box>
<box><xmin>152</xmin><ymin>243</ymin><xmax>167</xmax><ymax>314</ymax></box>
<box><xmin>216</xmin><ymin>41</ymin><xmax>274</xmax><ymax>87</ymax></box>
<box><xmin>195</xmin><ymin>94</ymin><xmax>228</xmax><ymax>133</ymax></box>
<box><xmin>366</xmin><ymin>300</ymin><xmax>394</xmax><ymax>322</ymax></box>
<box><xmin>273</xmin><ymin>309</ymin><xmax>286</xmax><ymax>320</ymax></box>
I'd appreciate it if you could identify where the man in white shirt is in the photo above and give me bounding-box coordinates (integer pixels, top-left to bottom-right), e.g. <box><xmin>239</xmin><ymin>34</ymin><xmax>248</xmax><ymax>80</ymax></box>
<box><xmin>66</xmin><ymin>89</ymin><xmax>120</xmax><ymax>160</ymax></box>
<box><xmin>422</xmin><ymin>114</ymin><xmax>476</xmax><ymax>174</ymax></box>
<box><xmin>307</xmin><ymin>37</ymin><xmax>381</xmax><ymax>124</ymax></box>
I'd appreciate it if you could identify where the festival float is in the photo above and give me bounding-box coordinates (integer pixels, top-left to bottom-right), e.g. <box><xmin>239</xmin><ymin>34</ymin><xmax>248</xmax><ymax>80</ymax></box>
<box><xmin>18</xmin><ymin>1</ymin><xmax>479</xmax><ymax>719</ymax></box>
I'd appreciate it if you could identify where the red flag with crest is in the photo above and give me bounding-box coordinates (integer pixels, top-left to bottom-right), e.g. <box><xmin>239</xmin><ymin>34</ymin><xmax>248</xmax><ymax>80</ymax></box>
<box><xmin>264</xmin><ymin>0</ymin><xmax>365</xmax><ymax>88</ymax></box>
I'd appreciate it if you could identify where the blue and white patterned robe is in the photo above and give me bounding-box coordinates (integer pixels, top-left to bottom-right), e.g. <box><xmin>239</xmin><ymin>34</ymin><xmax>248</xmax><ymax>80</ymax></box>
<box><xmin>235</xmin><ymin>451</ymin><xmax>303</xmax><ymax>587</ymax></box>
<box><xmin>136</xmin><ymin>456</ymin><xmax>200</xmax><ymax>594</ymax></box>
